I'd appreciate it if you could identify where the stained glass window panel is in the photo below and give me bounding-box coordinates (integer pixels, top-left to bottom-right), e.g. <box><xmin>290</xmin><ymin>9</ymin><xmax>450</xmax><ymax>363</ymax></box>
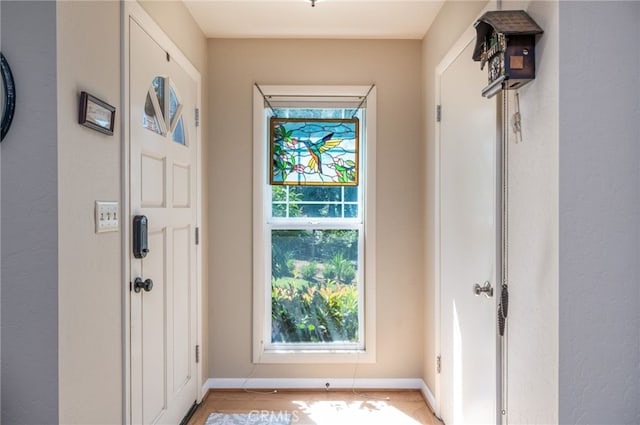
<box><xmin>270</xmin><ymin>118</ymin><xmax>359</xmax><ymax>186</ymax></box>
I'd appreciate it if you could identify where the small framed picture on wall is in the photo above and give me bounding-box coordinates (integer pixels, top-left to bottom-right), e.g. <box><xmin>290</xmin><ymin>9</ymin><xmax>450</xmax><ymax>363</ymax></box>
<box><xmin>78</xmin><ymin>91</ymin><xmax>115</xmax><ymax>136</ymax></box>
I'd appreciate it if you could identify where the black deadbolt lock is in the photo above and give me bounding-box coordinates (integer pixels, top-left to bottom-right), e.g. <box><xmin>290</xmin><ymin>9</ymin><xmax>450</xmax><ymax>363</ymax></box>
<box><xmin>133</xmin><ymin>215</ymin><xmax>149</xmax><ymax>258</ymax></box>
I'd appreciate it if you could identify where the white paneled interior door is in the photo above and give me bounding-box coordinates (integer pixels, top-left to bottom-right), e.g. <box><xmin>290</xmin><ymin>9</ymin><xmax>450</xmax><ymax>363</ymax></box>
<box><xmin>129</xmin><ymin>17</ymin><xmax>198</xmax><ymax>425</ymax></box>
<box><xmin>438</xmin><ymin>39</ymin><xmax>498</xmax><ymax>425</ymax></box>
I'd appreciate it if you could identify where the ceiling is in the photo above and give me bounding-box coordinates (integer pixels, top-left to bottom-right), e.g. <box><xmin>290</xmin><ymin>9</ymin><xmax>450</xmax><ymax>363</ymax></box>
<box><xmin>183</xmin><ymin>0</ymin><xmax>446</xmax><ymax>40</ymax></box>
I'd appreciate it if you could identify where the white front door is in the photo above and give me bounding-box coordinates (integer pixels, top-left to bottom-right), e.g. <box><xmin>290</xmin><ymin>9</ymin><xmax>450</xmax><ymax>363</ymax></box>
<box><xmin>438</xmin><ymin>39</ymin><xmax>498</xmax><ymax>424</ymax></box>
<box><xmin>129</xmin><ymin>18</ymin><xmax>199</xmax><ymax>425</ymax></box>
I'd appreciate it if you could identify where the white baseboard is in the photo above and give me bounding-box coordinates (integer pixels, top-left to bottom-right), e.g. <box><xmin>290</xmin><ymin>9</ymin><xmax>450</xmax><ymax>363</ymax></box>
<box><xmin>420</xmin><ymin>380</ymin><xmax>437</xmax><ymax>414</ymax></box>
<box><xmin>203</xmin><ymin>377</ymin><xmax>426</xmax><ymax>393</ymax></box>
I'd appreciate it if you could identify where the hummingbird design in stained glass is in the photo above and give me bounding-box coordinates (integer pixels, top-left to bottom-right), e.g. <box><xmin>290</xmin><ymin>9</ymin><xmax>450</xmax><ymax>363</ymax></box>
<box><xmin>301</xmin><ymin>132</ymin><xmax>342</xmax><ymax>174</ymax></box>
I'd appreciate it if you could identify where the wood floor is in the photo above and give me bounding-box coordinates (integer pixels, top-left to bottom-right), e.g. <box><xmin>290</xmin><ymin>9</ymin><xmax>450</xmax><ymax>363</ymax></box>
<box><xmin>187</xmin><ymin>389</ymin><xmax>443</xmax><ymax>425</ymax></box>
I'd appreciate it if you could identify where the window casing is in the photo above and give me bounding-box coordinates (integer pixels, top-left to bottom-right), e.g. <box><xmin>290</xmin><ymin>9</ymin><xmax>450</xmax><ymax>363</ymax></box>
<box><xmin>253</xmin><ymin>86</ymin><xmax>376</xmax><ymax>364</ymax></box>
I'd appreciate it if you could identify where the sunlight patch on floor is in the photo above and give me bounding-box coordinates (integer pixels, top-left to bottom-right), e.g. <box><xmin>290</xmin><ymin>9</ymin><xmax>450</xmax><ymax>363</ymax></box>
<box><xmin>292</xmin><ymin>399</ymin><xmax>421</xmax><ymax>425</ymax></box>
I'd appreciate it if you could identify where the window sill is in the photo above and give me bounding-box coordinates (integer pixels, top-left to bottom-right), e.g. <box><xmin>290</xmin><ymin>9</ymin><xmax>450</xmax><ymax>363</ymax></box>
<box><xmin>254</xmin><ymin>348</ymin><xmax>376</xmax><ymax>364</ymax></box>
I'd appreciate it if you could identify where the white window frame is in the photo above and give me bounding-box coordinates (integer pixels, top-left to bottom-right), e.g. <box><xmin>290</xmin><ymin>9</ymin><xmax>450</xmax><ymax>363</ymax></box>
<box><xmin>252</xmin><ymin>85</ymin><xmax>376</xmax><ymax>364</ymax></box>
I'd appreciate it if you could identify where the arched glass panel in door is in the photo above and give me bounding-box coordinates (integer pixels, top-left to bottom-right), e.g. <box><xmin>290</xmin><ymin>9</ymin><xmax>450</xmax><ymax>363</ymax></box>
<box><xmin>142</xmin><ymin>76</ymin><xmax>187</xmax><ymax>145</ymax></box>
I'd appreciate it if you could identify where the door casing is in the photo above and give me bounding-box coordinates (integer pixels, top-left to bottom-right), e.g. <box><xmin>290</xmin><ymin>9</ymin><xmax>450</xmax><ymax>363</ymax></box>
<box><xmin>121</xmin><ymin>3</ymin><xmax>204</xmax><ymax>423</ymax></box>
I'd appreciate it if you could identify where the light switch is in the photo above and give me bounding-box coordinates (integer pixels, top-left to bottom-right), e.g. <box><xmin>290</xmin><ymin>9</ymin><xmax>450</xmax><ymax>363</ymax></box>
<box><xmin>95</xmin><ymin>201</ymin><xmax>119</xmax><ymax>233</ymax></box>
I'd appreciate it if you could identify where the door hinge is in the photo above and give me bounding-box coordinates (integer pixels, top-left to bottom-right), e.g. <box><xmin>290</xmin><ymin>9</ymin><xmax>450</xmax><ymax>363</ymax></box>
<box><xmin>195</xmin><ymin>108</ymin><xmax>200</xmax><ymax>128</ymax></box>
<box><xmin>195</xmin><ymin>227</ymin><xmax>200</xmax><ymax>245</ymax></box>
<box><xmin>437</xmin><ymin>355</ymin><xmax>441</xmax><ymax>374</ymax></box>
<box><xmin>436</xmin><ymin>105</ymin><xmax>442</xmax><ymax>123</ymax></box>
<box><xmin>195</xmin><ymin>345</ymin><xmax>200</xmax><ymax>363</ymax></box>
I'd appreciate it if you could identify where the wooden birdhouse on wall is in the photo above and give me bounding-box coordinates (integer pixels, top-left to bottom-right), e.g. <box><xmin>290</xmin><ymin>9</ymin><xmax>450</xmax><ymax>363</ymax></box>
<box><xmin>472</xmin><ymin>10</ymin><xmax>543</xmax><ymax>98</ymax></box>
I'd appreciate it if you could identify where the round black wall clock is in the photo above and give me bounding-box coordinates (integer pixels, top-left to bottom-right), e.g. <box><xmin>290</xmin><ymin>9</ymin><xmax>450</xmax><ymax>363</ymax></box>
<box><xmin>1</xmin><ymin>53</ymin><xmax>16</xmax><ymax>142</ymax></box>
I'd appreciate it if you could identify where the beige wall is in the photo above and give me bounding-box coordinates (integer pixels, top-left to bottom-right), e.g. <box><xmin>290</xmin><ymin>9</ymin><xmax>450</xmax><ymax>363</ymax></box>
<box><xmin>138</xmin><ymin>0</ymin><xmax>207</xmax><ymax>75</ymax></box>
<box><xmin>57</xmin><ymin>2</ymin><xmax>122</xmax><ymax>423</ymax></box>
<box><xmin>57</xmin><ymin>1</ymin><xmax>208</xmax><ymax>423</ymax></box>
<box><xmin>420</xmin><ymin>0</ymin><xmax>488</xmax><ymax>391</ymax></box>
<box><xmin>207</xmin><ymin>39</ymin><xmax>425</xmax><ymax>379</ymax></box>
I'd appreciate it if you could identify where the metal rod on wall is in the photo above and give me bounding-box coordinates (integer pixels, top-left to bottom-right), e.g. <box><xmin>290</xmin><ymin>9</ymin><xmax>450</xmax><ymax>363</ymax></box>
<box><xmin>255</xmin><ymin>83</ymin><xmax>278</xmax><ymax>117</ymax></box>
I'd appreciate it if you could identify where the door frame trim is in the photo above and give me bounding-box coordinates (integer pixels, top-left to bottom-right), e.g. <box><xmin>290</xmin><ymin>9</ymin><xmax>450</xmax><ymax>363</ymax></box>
<box><xmin>432</xmin><ymin>1</ymin><xmax>499</xmax><ymax>421</ymax></box>
<box><xmin>121</xmin><ymin>3</ymin><xmax>203</xmax><ymax>423</ymax></box>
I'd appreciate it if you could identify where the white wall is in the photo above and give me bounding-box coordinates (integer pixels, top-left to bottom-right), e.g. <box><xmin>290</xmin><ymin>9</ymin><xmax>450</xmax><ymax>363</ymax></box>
<box><xmin>207</xmin><ymin>38</ymin><xmax>425</xmax><ymax>380</ymax></box>
<box><xmin>502</xmin><ymin>2</ymin><xmax>559</xmax><ymax>423</ymax></box>
<box><xmin>559</xmin><ymin>2</ymin><xmax>640</xmax><ymax>423</ymax></box>
<box><xmin>1</xmin><ymin>1</ymin><xmax>59</xmax><ymax>423</ymax></box>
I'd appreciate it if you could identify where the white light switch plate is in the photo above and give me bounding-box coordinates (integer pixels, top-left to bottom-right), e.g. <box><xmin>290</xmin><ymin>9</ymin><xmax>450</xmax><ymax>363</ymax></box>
<box><xmin>95</xmin><ymin>201</ymin><xmax>119</xmax><ymax>233</ymax></box>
